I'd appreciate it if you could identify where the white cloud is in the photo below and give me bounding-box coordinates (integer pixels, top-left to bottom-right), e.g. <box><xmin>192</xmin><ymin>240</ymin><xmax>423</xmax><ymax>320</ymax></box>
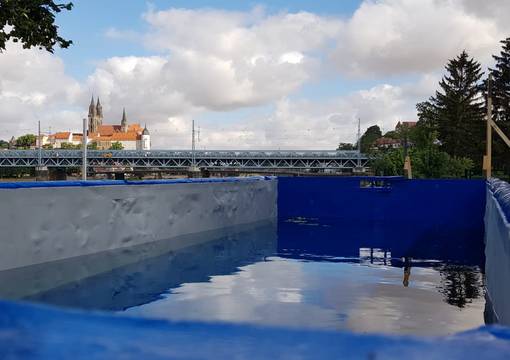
<box><xmin>2</xmin><ymin>1</ymin><xmax>510</xmax><ymax>149</ymax></box>
<box><xmin>136</xmin><ymin>7</ymin><xmax>341</xmax><ymax>110</ymax></box>
<box><xmin>330</xmin><ymin>0</ymin><xmax>508</xmax><ymax>77</ymax></box>
<box><xmin>0</xmin><ymin>43</ymin><xmax>82</xmax><ymax>139</ymax></box>
<box><xmin>179</xmin><ymin>79</ymin><xmax>429</xmax><ymax>151</ymax></box>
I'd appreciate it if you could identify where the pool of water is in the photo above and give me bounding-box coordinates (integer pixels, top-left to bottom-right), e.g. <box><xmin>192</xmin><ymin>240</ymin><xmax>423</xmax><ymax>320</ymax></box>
<box><xmin>6</xmin><ymin>219</ymin><xmax>487</xmax><ymax>337</ymax></box>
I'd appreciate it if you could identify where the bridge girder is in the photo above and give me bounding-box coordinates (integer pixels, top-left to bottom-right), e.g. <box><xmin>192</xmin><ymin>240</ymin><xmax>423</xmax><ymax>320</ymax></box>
<box><xmin>0</xmin><ymin>150</ymin><xmax>369</xmax><ymax>170</ymax></box>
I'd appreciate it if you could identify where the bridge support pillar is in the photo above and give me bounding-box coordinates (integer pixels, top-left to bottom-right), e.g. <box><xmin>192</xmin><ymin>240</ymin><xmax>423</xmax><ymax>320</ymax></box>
<box><xmin>114</xmin><ymin>173</ymin><xmax>125</xmax><ymax>181</ymax></box>
<box><xmin>49</xmin><ymin>168</ymin><xmax>67</xmax><ymax>181</ymax></box>
<box><xmin>35</xmin><ymin>166</ymin><xmax>49</xmax><ymax>181</ymax></box>
<box><xmin>187</xmin><ymin>166</ymin><xmax>201</xmax><ymax>179</ymax></box>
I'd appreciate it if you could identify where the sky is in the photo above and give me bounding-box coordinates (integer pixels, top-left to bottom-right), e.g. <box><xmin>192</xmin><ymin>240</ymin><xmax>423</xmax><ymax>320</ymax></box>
<box><xmin>1</xmin><ymin>0</ymin><xmax>510</xmax><ymax>149</ymax></box>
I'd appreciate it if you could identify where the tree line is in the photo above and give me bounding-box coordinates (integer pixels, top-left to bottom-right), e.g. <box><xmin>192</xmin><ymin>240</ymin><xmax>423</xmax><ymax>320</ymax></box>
<box><xmin>0</xmin><ymin>135</ymin><xmax>124</xmax><ymax>151</ymax></box>
<box><xmin>340</xmin><ymin>37</ymin><xmax>510</xmax><ymax>178</ymax></box>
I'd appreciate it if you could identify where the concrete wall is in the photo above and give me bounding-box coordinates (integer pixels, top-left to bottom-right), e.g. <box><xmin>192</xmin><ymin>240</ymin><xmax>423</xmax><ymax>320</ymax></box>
<box><xmin>0</xmin><ymin>177</ymin><xmax>277</xmax><ymax>272</ymax></box>
<box><xmin>485</xmin><ymin>179</ymin><xmax>510</xmax><ymax>325</ymax></box>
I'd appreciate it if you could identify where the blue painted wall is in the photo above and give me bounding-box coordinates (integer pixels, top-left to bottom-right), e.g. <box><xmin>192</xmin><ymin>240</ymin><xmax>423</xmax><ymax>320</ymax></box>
<box><xmin>278</xmin><ymin>177</ymin><xmax>486</xmax><ymax>263</ymax></box>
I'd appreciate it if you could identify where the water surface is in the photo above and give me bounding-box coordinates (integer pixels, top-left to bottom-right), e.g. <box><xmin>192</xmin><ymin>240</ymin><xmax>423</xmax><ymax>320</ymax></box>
<box><xmin>9</xmin><ymin>218</ymin><xmax>486</xmax><ymax>336</ymax></box>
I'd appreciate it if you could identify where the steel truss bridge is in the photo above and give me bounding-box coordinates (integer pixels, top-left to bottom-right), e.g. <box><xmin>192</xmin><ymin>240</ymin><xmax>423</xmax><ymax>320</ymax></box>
<box><xmin>0</xmin><ymin>150</ymin><xmax>369</xmax><ymax>171</ymax></box>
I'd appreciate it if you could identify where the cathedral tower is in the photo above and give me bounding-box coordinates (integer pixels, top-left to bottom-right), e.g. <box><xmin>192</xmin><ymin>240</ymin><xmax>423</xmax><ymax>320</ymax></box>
<box><xmin>88</xmin><ymin>96</ymin><xmax>103</xmax><ymax>133</ymax></box>
<box><xmin>121</xmin><ymin>108</ymin><xmax>128</xmax><ymax>133</ymax></box>
<box><xmin>96</xmin><ymin>98</ymin><xmax>103</xmax><ymax>123</ymax></box>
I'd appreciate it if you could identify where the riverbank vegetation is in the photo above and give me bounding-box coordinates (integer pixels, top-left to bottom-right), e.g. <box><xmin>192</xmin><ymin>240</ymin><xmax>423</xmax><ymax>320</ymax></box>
<box><xmin>341</xmin><ymin>37</ymin><xmax>510</xmax><ymax>179</ymax></box>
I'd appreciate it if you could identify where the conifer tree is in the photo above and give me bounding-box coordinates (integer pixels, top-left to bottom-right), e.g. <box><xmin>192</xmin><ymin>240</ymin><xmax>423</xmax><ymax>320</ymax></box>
<box><xmin>491</xmin><ymin>38</ymin><xmax>510</xmax><ymax>123</ymax></box>
<box><xmin>488</xmin><ymin>38</ymin><xmax>510</xmax><ymax>172</ymax></box>
<box><xmin>429</xmin><ymin>51</ymin><xmax>485</xmax><ymax>163</ymax></box>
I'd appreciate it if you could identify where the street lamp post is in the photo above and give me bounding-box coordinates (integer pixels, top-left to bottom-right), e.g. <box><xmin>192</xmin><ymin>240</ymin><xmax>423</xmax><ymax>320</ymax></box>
<box><xmin>82</xmin><ymin>118</ymin><xmax>87</xmax><ymax>181</ymax></box>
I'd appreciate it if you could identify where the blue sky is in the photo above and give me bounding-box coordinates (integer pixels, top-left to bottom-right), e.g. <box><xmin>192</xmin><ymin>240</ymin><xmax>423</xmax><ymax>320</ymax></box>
<box><xmin>56</xmin><ymin>0</ymin><xmax>363</xmax><ymax>81</ymax></box>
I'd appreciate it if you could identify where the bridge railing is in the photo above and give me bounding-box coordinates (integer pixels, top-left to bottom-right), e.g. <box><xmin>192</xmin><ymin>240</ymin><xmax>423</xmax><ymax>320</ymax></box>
<box><xmin>0</xmin><ymin>149</ymin><xmax>368</xmax><ymax>159</ymax></box>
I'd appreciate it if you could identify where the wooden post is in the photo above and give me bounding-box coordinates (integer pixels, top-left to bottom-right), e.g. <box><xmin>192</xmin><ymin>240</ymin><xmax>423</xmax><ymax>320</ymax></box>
<box><xmin>484</xmin><ymin>75</ymin><xmax>493</xmax><ymax>179</ymax></box>
<box><xmin>404</xmin><ymin>156</ymin><xmax>412</xmax><ymax>179</ymax></box>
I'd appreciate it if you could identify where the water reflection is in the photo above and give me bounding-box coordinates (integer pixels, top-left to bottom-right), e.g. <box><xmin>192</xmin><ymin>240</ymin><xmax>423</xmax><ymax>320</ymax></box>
<box><xmin>437</xmin><ymin>265</ymin><xmax>484</xmax><ymax>308</ymax></box>
<box><xmin>0</xmin><ymin>217</ymin><xmax>490</xmax><ymax>336</ymax></box>
<box><xmin>403</xmin><ymin>257</ymin><xmax>411</xmax><ymax>288</ymax></box>
<box><xmin>0</xmin><ymin>221</ymin><xmax>277</xmax><ymax>310</ymax></box>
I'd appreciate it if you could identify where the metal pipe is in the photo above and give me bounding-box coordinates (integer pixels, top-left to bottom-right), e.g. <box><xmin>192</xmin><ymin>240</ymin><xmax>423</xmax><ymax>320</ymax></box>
<box><xmin>191</xmin><ymin>119</ymin><xmax>196</xmax><ymax>168</ymax></box>
<box><xmin>82</xmin><ymin>118</ymin><xmax>87</xmax><ymax>181</ymax></box>
<box><xmin>37</xmin><ymin>120</ymin><xmax>42</xmax><ymax>168</ymax></box>
<box><xmin>357</xmin><ymin>118</ymin><xmax>361</xmax><ymax>168</ymax></box>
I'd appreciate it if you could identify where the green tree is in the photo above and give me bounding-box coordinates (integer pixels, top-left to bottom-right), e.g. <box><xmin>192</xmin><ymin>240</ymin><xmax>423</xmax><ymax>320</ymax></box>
<box><xmin>0</xmin><ymin>1</ymin><xmax>73</xmax><ymax>53</ymax></box>
<box><xmin>15</xmin><ymin>134</ymin><xmax>36</xmax><ymax>148</ymax></box>
<box><xmin>415</xmin><ymin>102</ymin><xmax>439</xmax><ymax>148</ymax></box>
<box><xmin>446</xmin><ymin>156</ymin><xmax>474</xmax><ymax>178</ymax></box>
<box><xmin>383</xmin><ymin>130</ymin><xmax>399</xmax><ymax>139</ymax></box>
<box><xmin>109</xmin><ymin>141</ymin><xmax>124</xmax><ymax>150</ymax></box>
<box><xmin>491</xmin><ymin>37</ymin><xmax>510</xmax><ymax>123</ymax></box>
<box><xmin>371</xmin><ymin>149</ymin><xmax>403</xmax><ymax>176</ymax></box>
<box><xmin>87</xmin><ymin>141</ymin><xmax>98</xmax><ymax>150</ymax></box>
<box><xmin>0</xmin><ymin>140</ymin><xmax>9</xmax><ymax>149</ymax></box>
<box><xmin>60</xmin><ymin>142</ymin><xmax>79</xmax><ymax>149</ymax></box>
<box><xmin>359</xmin><ymin>125</ymin><xmax>382</xmax><ymax>153</ymax></box>
<box><xmin>0</xmin><ymin>166</ymin><xmax>35</xmax><ymax>178</ymax></box>
<box><xmin>489</xmin><ymin>37</ymin><xmax>510</xmax><ymax>173</ymax></box>
<box><xmin>372</xmin><ymin>147</ymin><xmax>473</xmax><ymax>179</ymax></box>
<box><xmin>337</xmin><ymin>142</ymin><xmax>355</xmax><ymax>150</ymax></box>
<box><xmin>428</xmin><ymin>51</ymin><xmax>485</xmax><ymax>164</ymax></box>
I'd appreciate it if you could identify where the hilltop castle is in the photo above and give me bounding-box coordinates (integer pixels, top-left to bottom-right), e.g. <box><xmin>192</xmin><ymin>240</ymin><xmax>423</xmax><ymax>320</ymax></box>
<box><xmin>86</xmin><ymin>97</ymin><xmax>151</xmax><ymax>150</ymax></box>
<box><xmin>47</xmin><ymin>97</ymin><xmax>151</xmax><ymax>150</ymax></box>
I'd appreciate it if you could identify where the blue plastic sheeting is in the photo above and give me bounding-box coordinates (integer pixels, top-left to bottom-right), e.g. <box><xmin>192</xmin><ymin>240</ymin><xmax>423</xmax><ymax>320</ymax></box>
<box><xmin>485</xmin><ymin>178</ymin><xmax>510</xmax><ymax>324</ymax></box>
<box><xmin>488</xmin><ymin>178</ymin><xmax>510</xmax><ymax>223</ymax></box>
<box><xmin>278</xmin><ymin>176</ymin><xmax>485</xmax><ymax>222</ymax></box>
<box><xmin>278</xmin><ymin>177</ymin><xmax>486</xmax><ymax>262</ymax></box>
<box><xmin>0</xmin><ymin>300</ymin><xmax>509</xmax><ymax>360</ymax></box>
<box><xmin>0</xmin><ymin>176</ymin><xmax>505</xmax><ymax>358</ymax></box>
<box><xmin>0</xmin><ymin>176</ymin><xmax>275</xmax><ymax>189</ymax></box>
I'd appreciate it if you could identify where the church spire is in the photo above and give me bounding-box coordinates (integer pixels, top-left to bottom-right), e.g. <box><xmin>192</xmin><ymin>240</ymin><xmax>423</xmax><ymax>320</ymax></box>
<box><xmin>96</xmin><ymin>97</ymin><xmax>103</xmax><ymax>118</ymax></box>
<box><xmin>88</xmin><ymin>95</ymin><xmax>96</xmax><ymax>117</ymax></box>
<box><xmin>121</xmin><ymin>107</ymin><xmax>128</xmax><ymax>132</ymax></box>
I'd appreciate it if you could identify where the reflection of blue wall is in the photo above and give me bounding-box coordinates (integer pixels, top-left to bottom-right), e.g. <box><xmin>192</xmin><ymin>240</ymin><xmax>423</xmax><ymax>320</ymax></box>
<box><xmin>24</xmin><ymin>223</ymin><xmax>277</xmax><ymax>311</ymax></box>
<box><xmin>485</xmin><ymin>179</ymin><xmax>510</xmax><ymax>325</ymax></box>
<box><xmin>278</xmin><ymin>177</ymin><xmax>486</xmax><ymax>265</ymax></box>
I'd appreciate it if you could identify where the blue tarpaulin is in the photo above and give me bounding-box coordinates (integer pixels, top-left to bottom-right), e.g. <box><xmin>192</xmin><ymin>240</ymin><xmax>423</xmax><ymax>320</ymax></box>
<box><xmin>1</xmin><ymin>299</ymin><xmax>509</xmax><ymax>360</ymax></box>
<box><xmin>0</xmin><ymin>176</ymin><xmax>509</xmax><ymax>359</ymax></box>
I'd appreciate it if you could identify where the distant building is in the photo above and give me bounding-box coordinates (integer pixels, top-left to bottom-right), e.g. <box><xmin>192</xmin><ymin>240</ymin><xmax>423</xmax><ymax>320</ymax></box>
<box><xmin>373</xmin><ymin>137</ymin><xmax>401</xmax><ymax>149</ymax></box>
<box><xmin>373</xmin><ymin>121</ymin><xmax>418</xmax><ymax>150</ymax></box>
<box><xmin>86</xmin><ymin>97</ymin><xmax>151</xmax><ymax>150</ymax></box>
<box><xmin>396</xmin><ymin>121</ymin><xmax>417</xmax><ymax>130</ymax></box>
<box><xmin>46</xmin><ymin>97</ymin><xmax>151</xmax><ymax>150</ymax></box>
<box><xmin>46</xmin><ymin>132</ymin><xmax>82</xmax><ymax>148</ymax></box>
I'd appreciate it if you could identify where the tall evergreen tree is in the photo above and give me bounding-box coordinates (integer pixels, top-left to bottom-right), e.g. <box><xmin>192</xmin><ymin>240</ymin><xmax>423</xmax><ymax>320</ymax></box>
<box><xmin>491</xmin><ymin>38</ymin><xmax>510</xmax><ymax>123</ymax></box>
<box><xmin>489</xmin><ymin>38</ymin><xmax>510</xmax><ymax>172</ymax></box>
<box><xmin>429</xmin><ymin>51</ymin><xmax>485</xmax><ymax>163</ymax></box>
